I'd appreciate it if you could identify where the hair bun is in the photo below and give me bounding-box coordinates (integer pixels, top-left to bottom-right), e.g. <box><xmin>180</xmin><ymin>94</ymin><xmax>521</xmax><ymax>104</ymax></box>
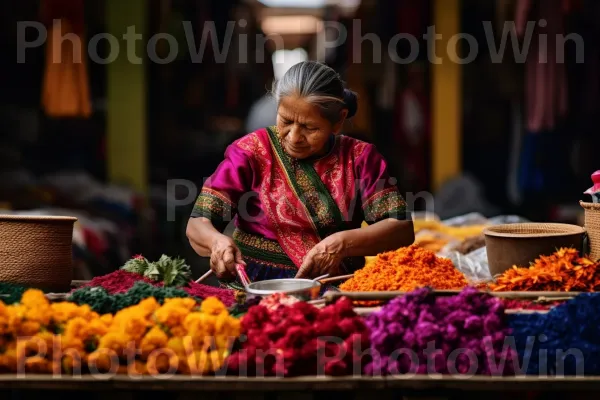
<box><xmin>343</xmin><ymin>88</ymin><xmax>358</xmax><ymax>118</ymax></box>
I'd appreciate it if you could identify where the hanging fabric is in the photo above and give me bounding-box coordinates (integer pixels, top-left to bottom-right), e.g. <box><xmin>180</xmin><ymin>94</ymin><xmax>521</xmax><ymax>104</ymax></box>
<box><xmin>40</xmin><ymin>0</ymin><xmax>91</xmax><ymax>118</ymax></box>
<box><xmin>392</xmin><ymin>64</ymin><xmax>430</xmax><ymax>191</ymax></box>
<box><xmin>515</xmin><ymin>0</ymin><xmax>568</xmax><ymax>133</ymax></box>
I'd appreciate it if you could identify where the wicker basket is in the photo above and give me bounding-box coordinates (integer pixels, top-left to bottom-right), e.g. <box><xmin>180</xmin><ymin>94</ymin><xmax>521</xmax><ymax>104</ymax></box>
<box><xmin>581</xmin><ymin>201</ymin><xmax>600</xmax><ymax>260</ymax></box>
<box><xmin>484</xmin><ymin>223</ymin><xmax>586</xmax><ymax>276</ymax></box>
<box><xmin>0</xmin><ymin>215</ymin><xmax>77</xmax><ymax>291</ymax></box>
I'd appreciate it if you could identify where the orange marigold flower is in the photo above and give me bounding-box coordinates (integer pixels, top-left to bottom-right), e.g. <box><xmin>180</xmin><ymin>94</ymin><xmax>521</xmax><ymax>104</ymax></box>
<box><xmin>488</xmin><ymin>248</ymin><xmax>600</xmax><ymax>292</ymax></box>
<box><xmin>20</xmin><ymin>290</ymin><xmax>49</xmax><ymax>309</ymax></box>
<box><xmin>200</xmin><ymin>297</ymin><xmax>226</xmax><ymax>316</ymax></box>
<box><xmin>140</xmin><ymin>326</ymin><xmax>169</xmax><ymax>358</ymax></box>
<box><xmin>340</xmin><ymin>245</ymin><xmax>468</xmax><ymax>293</ymax></box>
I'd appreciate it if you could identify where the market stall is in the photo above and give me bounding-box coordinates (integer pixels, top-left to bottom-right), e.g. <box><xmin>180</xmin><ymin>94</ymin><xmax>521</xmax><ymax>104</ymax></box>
<box><xmin>0</xmin><ymin>177</ymin><xmax>599</xmax><ymax>398</ymax></box>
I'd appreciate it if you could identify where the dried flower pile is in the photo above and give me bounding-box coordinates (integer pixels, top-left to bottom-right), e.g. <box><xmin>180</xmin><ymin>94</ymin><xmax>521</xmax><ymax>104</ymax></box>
<box><xmin>76</xmin><ymin>271</ymin><xmax>235</xmax><ymax>308</ymax></box>
<box><xmin>489</xmin><ymin>248</ymin><xmax>600</xmax><ymax>292</ymax></box>
<box><xmin>184</xmin><ymin>282</ymin><xmax>236</xmax><ymax>307</ymax></box>
<box><xmin>501</xmin><ymin>299</ymin><xmax>561</xmax><ymax>311</ymax></box>
<box><xmin>68</xmin><ymin>282</ymin><xmax>195</xmax><ymax>314</ymax></box>
<box><xmin>364</xmin><ymin>288</ymin><xmax>515</xmax><ymax>376</ymax></box>
<box><xmin>341</xmin><ymin>245</ymin><xmax>468</xmax><ymax>293</ymax></box>
<box><xmin>508</xmin><ymin>293</ymin><xmax>600</xmax><ymax>376</ymax></box>
<box><xmin>227</xmin><ymin>298</ymin><xmax>370</xmax><ymax>377</ymax></box>
<box><xmin>0</xmin><ymin>289</ymin><xmax>240</xmax><ymax>375</ymax></box>
<box><xmin>78</xmin><ymin>270</ymin><xmax>159</xmax><ymax>294</ymax></box>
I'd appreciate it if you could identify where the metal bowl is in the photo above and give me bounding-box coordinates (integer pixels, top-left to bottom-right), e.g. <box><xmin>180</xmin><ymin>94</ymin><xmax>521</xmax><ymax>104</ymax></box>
<box><xmin>245</xmin><ymin>278</ymin><xmax>321</xmax><ymax>300</ymax></box>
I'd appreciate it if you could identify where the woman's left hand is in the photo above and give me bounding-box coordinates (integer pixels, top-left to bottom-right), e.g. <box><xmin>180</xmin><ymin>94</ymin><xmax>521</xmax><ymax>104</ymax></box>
<box><xmin>295</xmin><ymin>233</ymin><xmax>347</xmax><ymax>279</ymax></box>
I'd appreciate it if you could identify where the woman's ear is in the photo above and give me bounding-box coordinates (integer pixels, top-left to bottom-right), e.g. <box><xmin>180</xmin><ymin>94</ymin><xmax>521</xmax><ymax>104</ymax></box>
<box><xmin>333</xmin><ymin>109</ymin><xmax>349</xmax><ymax>135</ymax></box>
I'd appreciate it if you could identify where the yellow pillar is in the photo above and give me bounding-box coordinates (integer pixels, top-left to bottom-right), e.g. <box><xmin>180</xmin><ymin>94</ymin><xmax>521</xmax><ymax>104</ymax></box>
<box><xmin>431</xmin><ymin>0</ymin><xmax>462</xmax><ymax>191</ymax></box>
<box><xmin>106</xmin><ymin>0</ymin><xmax>148</xmax><ymax>195</ymax></box>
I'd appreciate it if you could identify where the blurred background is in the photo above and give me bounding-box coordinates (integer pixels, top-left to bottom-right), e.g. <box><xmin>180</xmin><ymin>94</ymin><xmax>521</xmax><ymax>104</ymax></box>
<box><xmin>1</xmin><ymin>0</ymin><xmax>599</xmax><ymax>279</ymax></box>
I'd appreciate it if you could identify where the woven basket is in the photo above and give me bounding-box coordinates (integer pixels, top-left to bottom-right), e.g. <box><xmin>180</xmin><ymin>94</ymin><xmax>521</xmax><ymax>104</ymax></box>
<box><xmin>484</xmin><ymin>223</ymin><xmax>586</xmax><ymax>276</ymax></box>
<box><xmin>0</xmin><ymin>215</ymin><xmax>77</xmax><ymax>291</ymax></box>
<box><xmin>581</xmin><ymin>201</ymin><xmax>600</xmax><ymax>260</ymax></box>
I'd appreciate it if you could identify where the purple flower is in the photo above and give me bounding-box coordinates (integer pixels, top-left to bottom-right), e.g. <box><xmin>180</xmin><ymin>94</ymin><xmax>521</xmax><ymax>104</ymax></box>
<box><xmin>364</xmin><ymin>287</ymin><xmax>514</xmax><ymax>377</ymax></box>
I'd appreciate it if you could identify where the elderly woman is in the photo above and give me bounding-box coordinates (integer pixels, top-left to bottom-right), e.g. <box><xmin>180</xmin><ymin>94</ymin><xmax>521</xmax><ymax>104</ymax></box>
<box><xmin>187</xmin><ymin>61</ymin><xmax>414</xmax><ymax>287</ymax></box>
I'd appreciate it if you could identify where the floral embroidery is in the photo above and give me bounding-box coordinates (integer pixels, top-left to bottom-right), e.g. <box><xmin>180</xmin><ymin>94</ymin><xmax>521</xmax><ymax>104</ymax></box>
<box><xmin>363</xmin><ymin>187</ymin><xmax>408</xmax><ymax>223</ymax></box>
<box><xmin>232</xmin><ymin>229</ymin><xmax>295</xmax><ymax>268</ymax></box>
<box><xmin>245</xmin><ymin>129</ymin><xmax>318</xmax><ymax>267</ymax></box>
<box><xmin>292</xmin><ymin>160</ymin><xmax>336</xmax><ymax>229</ymax></box>
<box><xmin>316</xmin><ymin>137</ymin><xmax>357</xmax><ymax>221</ymax></box>
<box><xmin>191</xmin><ymin>188</ymin><xmax>234</xmax><ymax>228</ymax></box>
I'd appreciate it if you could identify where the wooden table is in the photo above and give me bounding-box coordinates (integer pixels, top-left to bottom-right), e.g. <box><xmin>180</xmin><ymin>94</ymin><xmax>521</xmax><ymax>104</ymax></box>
<box><xmin>0</xmin><ymin>375</ymin><xmax>599</xmax><ymax>399</ymax></box>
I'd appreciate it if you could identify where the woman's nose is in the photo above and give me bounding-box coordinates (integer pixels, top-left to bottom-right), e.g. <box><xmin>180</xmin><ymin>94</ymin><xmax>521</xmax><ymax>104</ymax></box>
<box><xmin>288</xmin><ymin>126</ymin><xmax>304</xmax><ymax>144</ymax></box>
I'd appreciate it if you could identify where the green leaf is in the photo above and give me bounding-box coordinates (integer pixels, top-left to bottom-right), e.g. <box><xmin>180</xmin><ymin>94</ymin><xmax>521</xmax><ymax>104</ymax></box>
<box><xmin>121</xmin><ymin>257</ymin><xmax>150</xmax><ymax>275</ymax></box>
<box><xmin>143</xmin><ymin>263</ymin><xmax>161</xmax><ymax>281</ymax></box>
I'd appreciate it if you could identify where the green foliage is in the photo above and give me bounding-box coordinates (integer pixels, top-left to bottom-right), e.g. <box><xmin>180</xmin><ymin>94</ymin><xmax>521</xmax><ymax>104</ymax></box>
<box><xmin>0</xmin><ymin>283</ymin><xmax>30</xmax><ymax>305</ymax></box>
<box><xmin>120</xmin><ymin>255</ymin><xmax>192</xmax><ymax>287</ymax></box>
<box><xmin>67</xmin><ymin>281</ymin><xmax>196</xmax><ymax>314</ymax></box>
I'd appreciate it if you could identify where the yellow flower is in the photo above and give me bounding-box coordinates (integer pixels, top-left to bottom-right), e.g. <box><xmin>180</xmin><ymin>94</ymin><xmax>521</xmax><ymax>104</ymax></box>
<box><xmin>34</xmin><ymin>331</ymin><xmax>57</xmax><ymax>357</ymax></box>
<box><xmin>208</xmin><ymin>350</ymin><xmax>225</xmax><ymax>372</ymax></box>
<box><xmin>87</xmin><ymin>350</ymin><xmax>117</xmax><ymax>373</ymax></box>
<box><xmin>200</xmin><ymin>297</ymin><xmax>226</xmax><ymax>316</ymax></box>
<box><xmin>154</xmin><ymin>304</ymin><xmax>190</xmax><ymax>330</ymax></box>
<box><xmin>87</xmin><ymin>319</ymin><xmax>109</xmax><ymax>337</ymax></box>
<box><xmin>0</xmin><ymin>303</ymin><xmax>17</xmax><ymax>336</ymax></box>
<box><xmin>183</xmin><ymin>313</ymin><xmax>206</xmax><ymax>336</ymax></box>
<box><xmin>60</xmin><ymin>335</ymin><xmax>85</xmax><ymax>353</ymax></box>
<box><xmin>163</xmin><ymin>297</ymin><xmax>196</xmax><ymax>310</ymax></box>
<box><xmin>21</xmin><ymin>290</ymin><xmax>49</xmax><ymax>309</ymax></box>
<box><xmin>17</xmin><ymin>337</ymin><xmax>47</xmax><ymax>359</ymax></box>
<box><xmin>0</xmin><ymin>349</ymin><xmax>16</xmax><ymax>372</ymax></box>
<box><xmin>202</xmin><ymin>315</ymin><xmax>217</xmax><ymax>337</ymax></box>
<box><xmin>51</xmin><ymin>302</ymin><xmax>96</xmax><ymax>324</ymax></box>
<box><xmin>100</xmin><ymin>314</ymin><xmax>113</xmax><ymax>325</ymax></box>
<box><xmin>140</xmin><ymin>326</ymin><xmax>169</xmax><ymax>359</ymax></box>
<box><xmin>123</xmin><ymin>316</ymin><xmax>151</xmax><ymax>342</ymax></box>
<box><xmin>138</xmin><ymin>297</ymin><xmax>160</xmax><ymax>317</ymax></box>
<box><xmin>18</xmin><ymin>320</ymin><xmax>41</xmax><ymax>337</ymax></box>
<box><xmin>25</xmin><ymin>306</ymin><xmax>51</xmax><ymax>326</ymax></box>
<box><xmin>97</xmin><ymin>332</ymin><xmax>130</xmax><ymax>355</ymax></box>
<box><xmin>214</xmin><ymin>336</ymin><xmax>232</xmax><ymax>351</ymax></box>
<box><xmin>64</xmin><ymin>317</ymin><xmax>88</xmax><ymax>341</ymax></box>
<box><xmin>166</xmin><ymin>337</ymin><xmax>186</xmax><ymax>357</ymax></box>
<box><xmin>126</xmin><ymin>360</ymin><xmax>148</xmax><ymax>376</ymax></box>
<box><xmin>186</xmin><ymin>350</ymin><xmax>210</xmax><ymax>375</ymax></box>
<box><xmin>146</xmin><ymin>348</ymin><xmax>178</xmax><ymax>375</ymax></box>
<box><xmin>214</xmin><ymin>312</ymin><xmax>241</xmax><ymax>338</ymax></box>
<box><xmin>170</xmin><ymin>326</ymin><xmax>187</xmax><ymax>337</ymax></box>
<box><xmin>62</xmin><ymin>352</ymin><xmax>85</xmax><ymax>374</ymax></box>
<box><xmin>24</xmin><ymin>356</ymin><xmax>50</xmax><ymax>373</ymax></box>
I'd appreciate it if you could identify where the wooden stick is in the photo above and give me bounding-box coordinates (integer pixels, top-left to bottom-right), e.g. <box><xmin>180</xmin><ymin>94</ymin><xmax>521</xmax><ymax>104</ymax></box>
<box><xmin>195</xmin><ymin>270</ymin><xmax>214</xmax><ymax>284</ymax></box>
<box><xmin>324</xmin><ymin>290</ymin><xmax>582</xmax><ymax>303</ymax></box>
<box><xmin>319</xmin><ymin>274</ymin><xmax>354</xmax><ymax>284</ymax></box>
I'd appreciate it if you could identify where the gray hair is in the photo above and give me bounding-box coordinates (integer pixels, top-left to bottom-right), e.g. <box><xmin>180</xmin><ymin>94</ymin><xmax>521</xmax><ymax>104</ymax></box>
<box><xmin>272</xmin><ymin>61</ymin><xmax>358</xmax><ymax>124</ymax></box>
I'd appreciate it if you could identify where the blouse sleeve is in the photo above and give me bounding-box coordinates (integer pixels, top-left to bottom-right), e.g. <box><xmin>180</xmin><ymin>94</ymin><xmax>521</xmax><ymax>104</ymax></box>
<box><xmin>190</xmin><ymin>143</ymin><xmax>253</xmax><ymax>232</ymax></box>
<box><xmin>356</xmin><ymin>144</ymin><xmax>410</xmax><ymax>224</ymax></box>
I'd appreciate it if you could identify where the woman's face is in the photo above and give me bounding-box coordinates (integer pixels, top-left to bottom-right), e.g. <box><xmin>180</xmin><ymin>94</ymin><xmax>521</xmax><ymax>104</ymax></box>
<box><xmin>276</xmin><ymin>95</ymin><xmax>346</xmax><ymax>159</ymax></box>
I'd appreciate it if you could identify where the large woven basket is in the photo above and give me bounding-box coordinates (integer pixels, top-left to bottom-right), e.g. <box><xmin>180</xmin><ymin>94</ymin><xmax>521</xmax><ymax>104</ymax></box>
<box><xmin>581</xmin><ymin>201</ymin><xmax>600</xmax><ymax>260</ymax></box>
<box><xmin>0</xmin><ymin>215</ymin><xmax>77</xmax><ymax>291</ymax></box>
<box><xmin>484</xmin><ymin>223</ymin><xmax>586</xmax><ymax>276</ymax></box>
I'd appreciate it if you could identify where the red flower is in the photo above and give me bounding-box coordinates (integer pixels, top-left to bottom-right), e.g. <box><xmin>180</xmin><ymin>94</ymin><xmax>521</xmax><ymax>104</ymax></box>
<box><xmin>324</xmin><ymin>359</ymin><xmax>348</xmax><ymax>376</ymax></box>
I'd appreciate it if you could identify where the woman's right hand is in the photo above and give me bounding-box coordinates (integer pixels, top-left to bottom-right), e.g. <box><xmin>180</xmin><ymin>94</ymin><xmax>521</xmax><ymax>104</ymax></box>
<box><xmin>210</xmin><ymin>234</ymin><xmax>245</xmax><ymax>280</ymax></box>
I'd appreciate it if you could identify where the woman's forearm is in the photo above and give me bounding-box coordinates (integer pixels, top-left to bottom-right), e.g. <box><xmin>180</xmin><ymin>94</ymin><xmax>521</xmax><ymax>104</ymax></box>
<box><xmin>340</xmin><ymin>219</ymin><xmax>415</xmax><ymax>257</ymax></box>
<box><xmin>186</xmin><ymin>217</ymin><xmax>225</xmax><ymax>257</ymax></box>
